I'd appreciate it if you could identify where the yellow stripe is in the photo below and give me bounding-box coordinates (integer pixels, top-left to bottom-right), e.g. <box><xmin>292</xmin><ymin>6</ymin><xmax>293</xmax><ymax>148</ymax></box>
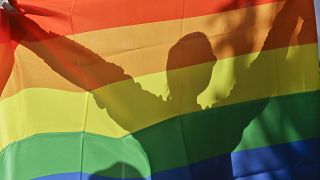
<box><xmin>1</xmin><ymin>44</ymin><xmax>319</xmax><ymax>152</ymax></box>
<box><xmin>2</xmin><ymin>1</ymin><xmax>297</xmax><ymax>100</ymax></box>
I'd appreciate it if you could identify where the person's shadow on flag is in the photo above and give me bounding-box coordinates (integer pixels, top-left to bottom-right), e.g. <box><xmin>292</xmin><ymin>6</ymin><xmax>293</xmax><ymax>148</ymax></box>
<box><xmin>6</xmin><ymin>0</ymin><xmax>312</xmax><ymax>178</ymax></box>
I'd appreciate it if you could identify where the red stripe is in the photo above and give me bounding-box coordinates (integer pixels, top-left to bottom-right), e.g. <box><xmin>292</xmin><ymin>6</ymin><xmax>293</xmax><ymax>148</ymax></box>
<box><xmin>0</xmin><ymin>11</ymin><xmax>15</xmax><ymax>96</ymax></box>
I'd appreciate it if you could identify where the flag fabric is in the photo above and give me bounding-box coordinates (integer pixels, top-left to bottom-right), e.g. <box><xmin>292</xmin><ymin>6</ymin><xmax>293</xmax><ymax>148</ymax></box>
<box><xmin>0</xmin><ymin>0</ymin><xmax>320</xmax><ymax>179</ymax></box>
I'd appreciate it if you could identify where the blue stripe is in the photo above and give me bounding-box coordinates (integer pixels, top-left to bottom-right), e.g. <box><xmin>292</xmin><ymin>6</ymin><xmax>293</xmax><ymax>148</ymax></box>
<box><xmin>34</xmin><ymin>138</ymin><xmax>320</xmax><ymax>180</ymax></box>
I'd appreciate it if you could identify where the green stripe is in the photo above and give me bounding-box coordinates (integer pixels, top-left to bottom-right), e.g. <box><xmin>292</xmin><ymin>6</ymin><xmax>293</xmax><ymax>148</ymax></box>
<box><xmin>132</xmin><ymin>89</ymin><xmax>320</xmax><ymax>172</ymax></box>
<box><xmin>1</xmin><ymin>90</ymin><xmax>319</xmax><ymax>179</ymax></box>
<box><xmin>0</xmin><ymin>132</ymin><xmax>150</xmax><ymax>179</ymax></box>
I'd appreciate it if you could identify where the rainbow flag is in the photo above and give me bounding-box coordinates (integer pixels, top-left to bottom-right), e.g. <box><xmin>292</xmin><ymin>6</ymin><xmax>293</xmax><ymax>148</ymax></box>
<box><xmin>0</xmin><ymin>0</ymin><xmax>319</xmax><ymax>179</ymax></box>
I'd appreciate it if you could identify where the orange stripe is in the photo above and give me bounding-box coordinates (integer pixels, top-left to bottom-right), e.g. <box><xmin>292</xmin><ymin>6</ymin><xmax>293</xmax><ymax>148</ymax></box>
<box><xmin>11</xmin><ymin>0</ymin><xmax>283</xmax><ymax>38</ymax></box>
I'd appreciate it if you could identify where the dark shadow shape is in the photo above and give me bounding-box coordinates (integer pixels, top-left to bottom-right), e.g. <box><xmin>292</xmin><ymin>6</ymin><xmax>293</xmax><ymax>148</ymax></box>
<box><xmin>5</xmin><ymin>0</ymin><xmax>312</xmax><ymax>179</ymax></box>
<box><xmin>88</xmin><ymin>163</ymin><xmax>144</xmax><ymax>180</ymax></box>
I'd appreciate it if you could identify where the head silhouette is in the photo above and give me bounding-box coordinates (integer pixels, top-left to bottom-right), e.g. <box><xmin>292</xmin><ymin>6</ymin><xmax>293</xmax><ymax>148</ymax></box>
<box><xmin>166</xmin><ymin>32</ymin><xmax>216</xmax><ymax>106</ymax></box>
<box><xmin>89</xmin><ymin>162</ymin><xmax>144</xmax><ymax>180</ymax></box>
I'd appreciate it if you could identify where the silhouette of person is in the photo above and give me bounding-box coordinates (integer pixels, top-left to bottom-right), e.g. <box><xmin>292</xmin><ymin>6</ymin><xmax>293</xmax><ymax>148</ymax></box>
<box><xmin>86</xmin><ymin>1</ymin><xmax>311</xmax><ymax>179</ymax></box>
<box><xmin>3</xmin><ymin>0</ymin><xmax>311</xmax><ymax>179</ymax></box>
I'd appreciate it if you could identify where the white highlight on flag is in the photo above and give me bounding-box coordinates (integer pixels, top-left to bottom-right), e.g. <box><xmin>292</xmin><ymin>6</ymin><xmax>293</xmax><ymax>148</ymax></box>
<box><xmin>0</xmin><ymin>0</ymin><xmax>7</xmax><ymax>9</ymax></box>
<box><xmin>0</xmin><ymin>0</ymin><xmax>16</xmax><ymax>13</ymax></box>
<box><xmin>314</xmin><ymin>0</ymin><xmax>320</xmax><ymax>64</ymax></box>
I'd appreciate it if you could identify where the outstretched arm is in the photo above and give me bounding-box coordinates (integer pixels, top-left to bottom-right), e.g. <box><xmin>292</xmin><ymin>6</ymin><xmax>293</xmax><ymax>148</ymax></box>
<box><xmin>9</xmin><ymin>12</ymin><xmax>169</xmax><ymax>132</ymax></box>
<box><xmin>10</xmin><ymin>13</ymin><xmax>131</xmax><ymax>91</ymax></box>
